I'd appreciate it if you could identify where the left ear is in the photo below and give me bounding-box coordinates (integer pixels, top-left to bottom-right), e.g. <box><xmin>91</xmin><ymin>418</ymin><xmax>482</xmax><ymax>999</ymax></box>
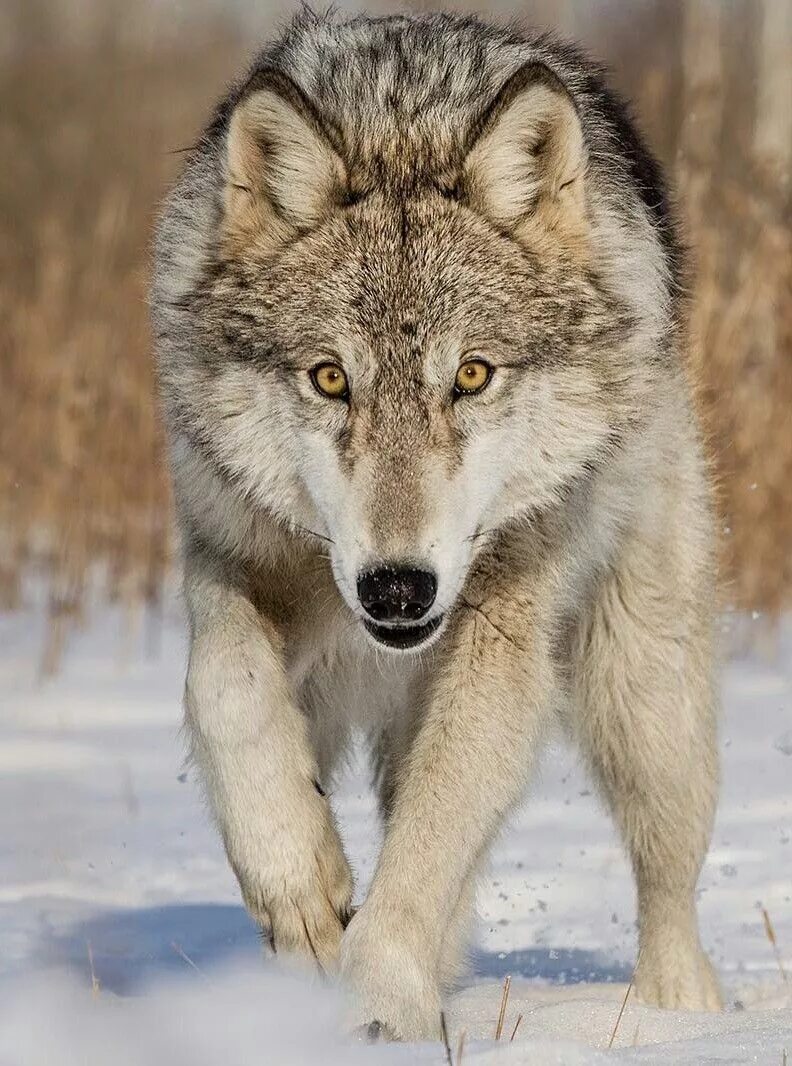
<box><xmin>223</xmin><ymin>74</ymin><xmax>347</xmax><ymax>249</ymax></box>
<box><xmin>463</xmin><ymin>63</ymin><xmax>588</xmax><ymax>246</ymax></box>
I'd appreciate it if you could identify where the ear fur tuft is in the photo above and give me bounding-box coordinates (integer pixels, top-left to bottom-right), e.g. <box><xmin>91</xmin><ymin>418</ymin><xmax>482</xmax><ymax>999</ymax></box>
<box><xmin>464</xmin><ymin>64</ymin><xmax>588</xmax><ymax>246</ymax></box>
<box><xmin>224</xmin><ymin>76</ymin><xmax>346</xmax><ymax>245</ymax></box>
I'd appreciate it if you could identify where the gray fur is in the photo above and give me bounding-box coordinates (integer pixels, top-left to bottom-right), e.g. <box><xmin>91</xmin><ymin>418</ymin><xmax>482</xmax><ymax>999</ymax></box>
<box><xmin>152</xmin><ymin>9</ymin><xmax>721</xmax><ymax>1038</ymax></box>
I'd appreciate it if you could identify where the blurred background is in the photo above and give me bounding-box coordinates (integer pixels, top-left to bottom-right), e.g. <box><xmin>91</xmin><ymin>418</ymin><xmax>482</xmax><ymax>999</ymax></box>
<box><xmin>0</xmin><ymin>0</ymin><xmax>789</xmax><ymax>669</ymax></box>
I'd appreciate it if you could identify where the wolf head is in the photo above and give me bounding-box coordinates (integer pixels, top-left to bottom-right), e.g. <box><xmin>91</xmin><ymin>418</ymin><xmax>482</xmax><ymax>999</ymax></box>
<box><xmin>155</xmin><ymin>16</ymin><xmax>674</xmax><ymax>652</ymax></box>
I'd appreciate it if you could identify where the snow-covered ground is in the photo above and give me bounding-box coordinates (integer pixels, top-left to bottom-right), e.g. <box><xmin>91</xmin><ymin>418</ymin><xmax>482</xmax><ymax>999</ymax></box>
<box><xmin>1</xmin><ymin>600</ymin><xmax>790</xmax><ymax>1064</ymax></box>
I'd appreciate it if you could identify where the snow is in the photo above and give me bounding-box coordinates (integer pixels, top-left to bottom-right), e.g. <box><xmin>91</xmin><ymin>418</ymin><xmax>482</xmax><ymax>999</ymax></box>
<box><xmin>1</xmin><ymin>599</ymin><xmax>790</xmax><ymax>1064</ymax></box>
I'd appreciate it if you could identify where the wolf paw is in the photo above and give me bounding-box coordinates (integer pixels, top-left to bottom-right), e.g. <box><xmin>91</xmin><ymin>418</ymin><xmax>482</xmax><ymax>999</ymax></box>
<box><xmin>231</xmin><ymin>791</ymin><xmax>353</xmax><ymax>974</ymax></box>
<box><xmin>635</xmin><ymin>945</ymin><xmax>722</xmax><ymax>1012</ymax></box>
<box><xmin>340</xmin><ymin>907</ymin><xmax>442</xmax><ymax>1041</ymax></box>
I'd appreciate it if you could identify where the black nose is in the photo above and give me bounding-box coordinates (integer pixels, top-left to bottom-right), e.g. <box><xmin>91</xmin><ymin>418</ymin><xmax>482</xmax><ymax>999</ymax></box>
<box><xmin>357</xmin><ymin>567</ymin><xmax>437</xmax><ymax>624</ymax></box>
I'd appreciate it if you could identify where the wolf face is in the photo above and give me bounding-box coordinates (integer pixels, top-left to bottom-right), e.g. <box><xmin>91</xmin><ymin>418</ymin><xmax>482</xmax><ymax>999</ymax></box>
<box><xmin>159</xmin><ymin>50</ymin><xmax>659</xmax><ymax>652</ymax></box>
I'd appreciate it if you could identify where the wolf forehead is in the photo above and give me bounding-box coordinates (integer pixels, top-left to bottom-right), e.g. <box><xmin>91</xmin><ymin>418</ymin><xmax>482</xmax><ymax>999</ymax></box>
<box><xmin>215</xmin><ymin>13</ymin><xmax>530</xmax><ymax>193</ymax></box>
<box><xmin>219</xmin><ymin>202</ymin><xmax>575</xmax><ymax>349</ymax></box>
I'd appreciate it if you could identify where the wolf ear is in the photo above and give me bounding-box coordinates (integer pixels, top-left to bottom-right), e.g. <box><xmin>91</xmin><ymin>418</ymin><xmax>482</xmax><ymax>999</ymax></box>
<box><xmin>463</xmin><ymin>64</ymin><xmax>588</xmax><ymax>246</ymax></box>
<box><xmin>224</xmin><ymin>77</ymin><xmax>346</xmax><ymax>244</ymax></box>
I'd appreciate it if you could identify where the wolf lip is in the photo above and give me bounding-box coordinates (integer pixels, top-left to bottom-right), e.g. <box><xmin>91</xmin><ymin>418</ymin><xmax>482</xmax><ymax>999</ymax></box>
<box><xmin>363</xmin><ymin>615</ymin><xmax>444</xmax><ymax>649</ymax></box>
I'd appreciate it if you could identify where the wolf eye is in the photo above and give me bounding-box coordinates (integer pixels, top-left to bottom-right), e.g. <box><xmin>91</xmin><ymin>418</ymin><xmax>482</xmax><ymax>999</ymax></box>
<box><xmin>310</xmin><ymin>362</ymin><xmax>349</xmax><ymax>400</ymax></box>
<box><xmin>454</xmin><ymin>359</ymin><xmax>492</xmax><ymax>397</ymax></box>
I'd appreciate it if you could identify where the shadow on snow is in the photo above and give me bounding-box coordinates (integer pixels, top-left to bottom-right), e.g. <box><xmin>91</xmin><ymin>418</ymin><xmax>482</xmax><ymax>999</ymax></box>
<box><xmin>37</xmin><ymin>902</ymin><xmax>630</xmax><ymax>993</ymax></box>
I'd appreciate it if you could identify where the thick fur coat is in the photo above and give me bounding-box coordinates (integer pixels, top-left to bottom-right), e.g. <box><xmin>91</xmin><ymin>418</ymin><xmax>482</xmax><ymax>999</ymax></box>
<box><xmin>151</xmin><ymin>10</ymin><xmax>721</xmax><ymax>1038</ymax></box>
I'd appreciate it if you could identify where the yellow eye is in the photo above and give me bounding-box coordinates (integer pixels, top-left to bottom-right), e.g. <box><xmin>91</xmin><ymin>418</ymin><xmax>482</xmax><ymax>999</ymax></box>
<box><xmin>311</xmin><ymin>362</ymin><xmax>349</xmax><ymax>400</ymax></box>
<box><xmin>454</xmin><ymin>359</ymin><xmax>492</xmax><ymax>397</ymax></box>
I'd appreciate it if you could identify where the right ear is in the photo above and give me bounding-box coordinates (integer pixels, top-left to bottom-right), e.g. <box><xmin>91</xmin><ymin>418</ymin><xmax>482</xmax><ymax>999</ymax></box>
<box><xmin>223</xmin><ymin>77</ymin><xmax>347</xmax><ymax>247</ymax></box>
<box><xmin>463</xmin><ymin>63</ymin><xmax>589</xmax><ymax>251</ymax></box>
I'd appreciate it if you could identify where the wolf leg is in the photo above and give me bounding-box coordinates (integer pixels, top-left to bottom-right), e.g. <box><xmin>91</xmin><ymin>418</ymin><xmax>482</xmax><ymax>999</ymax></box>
<box><xmin>573</xmin><ymin>546</ymin><xmax>722</xmax><ymax>1010</ymax></box>
<box><xmin>184</xmin><ymin>550</ymin><xmax>352</xmax><ymax>972</ymax></box>
<box><xmin>438</xmin><ymin>872</ymin><xmax>481</xmax><ymax>988</ymax></box>
<box><xmin>374</xmin><ymin>728</ymin><xmax>481</xmax><ymax>991</ymax></box>
<box><xmin>342</xmin><ymin>592</ymin><xmax>556</xmax><ymax>1039</ymax></box>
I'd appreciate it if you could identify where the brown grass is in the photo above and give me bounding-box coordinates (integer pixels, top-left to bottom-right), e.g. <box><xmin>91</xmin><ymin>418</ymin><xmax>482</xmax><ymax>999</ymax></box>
<box><xmin>494</xmin><ymin>973</ymin><xmax>511</xmax><ymax>1039</ymax></box>
<box><xmin>0</xmin><ymin>1</ymin><xmax>789</xmax><ymax>664</ymax></box>
<box><xmin>664</xmin><ymin>1</ymin><xmax>792</xmax><ymax>621</ymax></box>
<box><xmin>440</xmin><ymin>1010</ymin><xmax>453</xmax><ymax>1064</ymax></box>
<box><xmin>0</xmin><ymin>7</ymin><xmax>245</xmax><ymax>666</ymax></box>
<box><xmin>762</xmin><ymin>905</ymin><xmax>789</xmax><ymax>984</ymax></box>
<box><xmin>607</xmin><ymin>950</ymin><xmax>640</xmax><ymax>1048</ymax></box>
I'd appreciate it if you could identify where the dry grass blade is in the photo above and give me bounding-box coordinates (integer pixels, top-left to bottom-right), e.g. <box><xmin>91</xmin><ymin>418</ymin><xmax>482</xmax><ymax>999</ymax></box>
<box><xmin>509</xmin><ymin>1013</ymin><xmax>523</xmax><ymax>1042</ymax></box>
<box><xmin>440</xmin><ymin>1011</ymin><xmax>453</xmax><ymax>1066</ymax></box>
<box><xmin>455</xmin><ymin>1029</ymin><xmax>467</xmax><ymax>1066</ymax></box>
<box><xmin>170</xmin><ymin>940</ymin><xmax>210</xmax><ymax>982</ymax></box>
<box><xmin>86</xmin><ymin>940</ymin><xmax>100</xmax><ymax>996</ymax></box>
<box><xmin>762</xmin><ymin>907</ymin><xmax>789</xmax><ymax>983</ymax></box>
<box><xmin>608</xmin><ymin>951</ymin><xmax>641</xmax><ymax>1049</ymax></box>
<box><xmin>495</xmin><ymin>974</ymin><xmax>512</xmax><ymax>1040</ymax></box>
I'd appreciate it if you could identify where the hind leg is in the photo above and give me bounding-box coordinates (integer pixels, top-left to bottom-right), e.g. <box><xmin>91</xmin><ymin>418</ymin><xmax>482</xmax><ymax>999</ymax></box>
<box><xmin>573</xmin><ymin>549</ymin><xmax>721</xmax><ymax>1011</ymax></box>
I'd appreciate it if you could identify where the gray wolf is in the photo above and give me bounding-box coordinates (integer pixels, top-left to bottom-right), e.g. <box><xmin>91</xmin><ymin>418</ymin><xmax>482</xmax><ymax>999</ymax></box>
<box><xmin>151</xmin><ymin>9</ymin><xmax>722</xmax><ymax>1039</ymax></box>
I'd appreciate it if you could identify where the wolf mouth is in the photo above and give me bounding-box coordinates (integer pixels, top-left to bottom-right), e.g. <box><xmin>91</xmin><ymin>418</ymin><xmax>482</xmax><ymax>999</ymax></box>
<box><xmin>363</xmin><ymin>615</ymin><xmax>444</xmax><ymax>650</ymax></box>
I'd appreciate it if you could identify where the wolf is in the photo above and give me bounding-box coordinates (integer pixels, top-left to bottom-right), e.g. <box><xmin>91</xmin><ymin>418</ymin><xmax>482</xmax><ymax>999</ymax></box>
<box><xmin>151</xmin><ymin>8</ymin><xmax>722</xmax><ymax>1039</ymax></box>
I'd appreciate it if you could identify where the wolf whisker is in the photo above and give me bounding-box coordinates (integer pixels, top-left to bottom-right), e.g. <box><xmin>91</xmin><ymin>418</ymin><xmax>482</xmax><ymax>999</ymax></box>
<box><xmin>292</xmin><ymin>522</ymin><xmax>335</xmax><ymax>545</ymax></box>
<box><xmin>466</xmin><ymin>527</ymin><xmax>498</xmax><ymax>542</ymax></box>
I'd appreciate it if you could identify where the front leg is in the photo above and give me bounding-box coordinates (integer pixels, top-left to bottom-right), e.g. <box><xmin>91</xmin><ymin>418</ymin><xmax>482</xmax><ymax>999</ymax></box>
<box><xmin>184</xmin><ymin>551</ymin><xmax>353</xmax><ymax>971</ymax></box>
<box><xmin>341</xmin><ymin>589</ymin><xmax>556</xmax><ymax>1039</ymax></box>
